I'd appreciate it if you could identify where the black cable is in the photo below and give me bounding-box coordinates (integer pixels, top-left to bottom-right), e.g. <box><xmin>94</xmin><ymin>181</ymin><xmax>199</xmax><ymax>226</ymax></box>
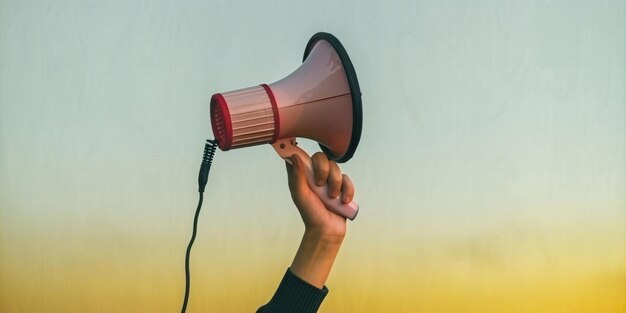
<box><xmin>181</xmin><ymin>139</ymin><xmax>217</xmax><ymax>313</ymax></box>
<box><xmin>181</xmin><ymin>192</ymin><xmax>203</xmax><ymax>313</ymax></box>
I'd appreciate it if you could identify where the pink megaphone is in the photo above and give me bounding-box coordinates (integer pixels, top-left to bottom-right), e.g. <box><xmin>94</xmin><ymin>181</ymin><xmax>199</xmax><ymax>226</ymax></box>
<box><xmin>209</xmin><ymin>32</ymin><xmax>362</xmax><ymax>220</ymax></box>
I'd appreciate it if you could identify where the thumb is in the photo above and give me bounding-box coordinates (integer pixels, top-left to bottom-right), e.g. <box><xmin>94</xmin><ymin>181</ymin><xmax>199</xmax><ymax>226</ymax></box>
<box><xmin>286</xmin><ymin>154</ymin><xmax>308</xmax><ymax>196</ymax></box>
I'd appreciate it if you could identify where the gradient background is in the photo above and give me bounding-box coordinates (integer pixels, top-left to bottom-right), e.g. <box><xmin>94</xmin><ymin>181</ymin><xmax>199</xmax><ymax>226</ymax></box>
<box><xmin>1</xmin><ymin>1</ymin><xmax>624</xmax><ymax>312</ymax></box>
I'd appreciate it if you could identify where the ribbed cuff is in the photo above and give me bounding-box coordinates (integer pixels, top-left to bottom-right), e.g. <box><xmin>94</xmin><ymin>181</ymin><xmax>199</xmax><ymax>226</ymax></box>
<box><xmin>256</xmin><ymin>268</ymin><xmax>329</xmax><ymax>313</ymax></box>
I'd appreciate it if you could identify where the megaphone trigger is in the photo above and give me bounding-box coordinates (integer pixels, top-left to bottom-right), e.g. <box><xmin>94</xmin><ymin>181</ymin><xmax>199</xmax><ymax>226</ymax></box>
<box><xmin>272</xmin><ymin>138</ymin><xmax>359</xmax><ymax>220</ymax></box>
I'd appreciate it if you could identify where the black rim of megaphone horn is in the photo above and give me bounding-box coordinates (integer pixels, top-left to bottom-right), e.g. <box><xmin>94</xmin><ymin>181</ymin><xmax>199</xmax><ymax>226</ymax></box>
<box><xmin>303</xmin><ymin>32</ymin><xmax>362</xmax><ymax>164</ymax></box>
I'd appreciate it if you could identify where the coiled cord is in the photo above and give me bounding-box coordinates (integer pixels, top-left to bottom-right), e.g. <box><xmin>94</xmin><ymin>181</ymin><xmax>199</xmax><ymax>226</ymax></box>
<box><xmin>198</xmin><ymin>139</ymin><xmax>218</xmax><ymax>193</ymax></box>
<box><xmin>181</xmin><ymin>139</ymin><xmax>218</xmax><ymax>313</ymax></box>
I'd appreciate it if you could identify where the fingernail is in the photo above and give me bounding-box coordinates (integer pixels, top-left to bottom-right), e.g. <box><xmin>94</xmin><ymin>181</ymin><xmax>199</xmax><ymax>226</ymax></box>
<box><xmin>342</xmin><ymin>195</ymin><xmax>350</xmax><ymax>203</ymax></box>
<box><xmin>316</xmin><ymin>179</ymin><xmax>324</xmax><ymax>186</ymax></box>
<box><xmin>330</xmin><ymin>192</ymin><xmax>338</xmax><ymax>198</ymax></box>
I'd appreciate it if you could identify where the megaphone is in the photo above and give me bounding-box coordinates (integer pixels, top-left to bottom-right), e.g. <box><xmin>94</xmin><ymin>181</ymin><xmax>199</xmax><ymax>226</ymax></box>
<box><xmin>209</xmin><ymin>32</ymin><xmax>362</xmax><ymax>220</ymax></box>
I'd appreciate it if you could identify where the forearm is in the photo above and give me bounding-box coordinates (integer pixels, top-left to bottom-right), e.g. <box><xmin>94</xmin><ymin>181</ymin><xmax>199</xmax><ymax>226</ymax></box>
<box><xmin>256</xmin><ymin>231</ymin><xmax>343</xmax><ymax>313</ymax></box>
<box><xmin>290</xmin><ymin>230</ymin><xmax>344</xmax><ymax>288</ymax></box>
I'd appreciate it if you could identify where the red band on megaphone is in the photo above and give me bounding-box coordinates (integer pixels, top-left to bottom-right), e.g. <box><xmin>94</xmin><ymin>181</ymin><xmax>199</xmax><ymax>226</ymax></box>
<box><xmin>210</xmin><ymin>93</ymin><xmax>233</xmax><ymax>150</ymax></box>
<box><xmin>260</xmin><ymin>84</ymin><xmax>280</xmax><ymax>143</ymax></box>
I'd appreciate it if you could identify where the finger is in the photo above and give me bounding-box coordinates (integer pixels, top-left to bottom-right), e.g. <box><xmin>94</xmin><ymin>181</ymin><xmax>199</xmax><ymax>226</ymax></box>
<box><xmin>311</xmin><ymin>152</ymin><xmax>329</xmax><ymax>186</ymax></box>
<box><xmin>340</xmin><ymin>174</ymin><xmax>355</xmax><ymax>204</ymax></box>
<box><xmin>285</xmin><ymin>154</ymin><xmax>307</xmax><ymax>195</ymax></box>
<box><xmin>327</xmin><ymin>161</ymin><xmax>342</xmax><ymax>198</ymax></box>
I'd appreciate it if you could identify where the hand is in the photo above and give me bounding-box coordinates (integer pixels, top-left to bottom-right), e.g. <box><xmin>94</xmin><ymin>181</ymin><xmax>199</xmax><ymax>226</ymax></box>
<box><xmin>286</xmin><ymin>152</ymin><xmax>355</xmax><ymax>241</ymax></box>
<box><xmin>285</xmin><ymin>152</ymin><xmax>356</xmax><ymax>288</ymax></box>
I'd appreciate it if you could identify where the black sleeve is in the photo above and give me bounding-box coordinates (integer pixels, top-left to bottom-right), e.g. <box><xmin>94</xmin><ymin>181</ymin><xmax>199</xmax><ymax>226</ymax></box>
<box><xmin>256</xmin><ymin>268</ymin><xmax>329</xmax><ymax>313</ymax></box>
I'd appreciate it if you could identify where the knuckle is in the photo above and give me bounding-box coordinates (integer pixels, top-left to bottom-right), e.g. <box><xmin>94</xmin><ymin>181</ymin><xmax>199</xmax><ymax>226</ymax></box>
<box><xmin>311</xmin><ymin>152</ymin><xmax>326</xmax><ymax>166</ymax></box>
<box><xmin>313</xmin><ymin>154</ymin><xmax>329</xmax><ymax>184</ymax></box>
<box><xmin>330</xmin><ymin>161</ymin><xmax>342</xmax><ymax>177</ymax></box>
<box><xmin>312</xmin><ymin>152</ymin><xmax>326</xmax><ymax>160</ymax></box>
<box><xmin>328</xmin><ymin>166</ymin><xmax>342</xmax><ymax>197</ymax></box>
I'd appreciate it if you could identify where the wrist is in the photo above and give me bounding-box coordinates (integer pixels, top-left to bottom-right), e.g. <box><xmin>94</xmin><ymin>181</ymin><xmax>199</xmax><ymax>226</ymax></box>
<box><xmin>290</xmin><ymin>230</ymin><xmax>344</xmax><ymax>289</ymax></box>
<box><xmin>303</xmin><ymin>227</ymin><xmax>346</xmax><ymax>245</ymax></box>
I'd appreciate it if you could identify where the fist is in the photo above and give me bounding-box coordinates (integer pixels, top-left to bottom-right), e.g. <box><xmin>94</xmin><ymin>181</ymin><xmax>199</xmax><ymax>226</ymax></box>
<box><xmin>285</xmin><ymin>152</ymin><xmax>355</xmax><ymax>240</ymax></box>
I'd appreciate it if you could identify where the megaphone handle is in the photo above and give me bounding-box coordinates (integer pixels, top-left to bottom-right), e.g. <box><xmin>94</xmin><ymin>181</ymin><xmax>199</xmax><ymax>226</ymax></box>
<box><xmin>272</xmin><ymin>138</ymin><xmax>359</xmax><ymax>220</ymax></box>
